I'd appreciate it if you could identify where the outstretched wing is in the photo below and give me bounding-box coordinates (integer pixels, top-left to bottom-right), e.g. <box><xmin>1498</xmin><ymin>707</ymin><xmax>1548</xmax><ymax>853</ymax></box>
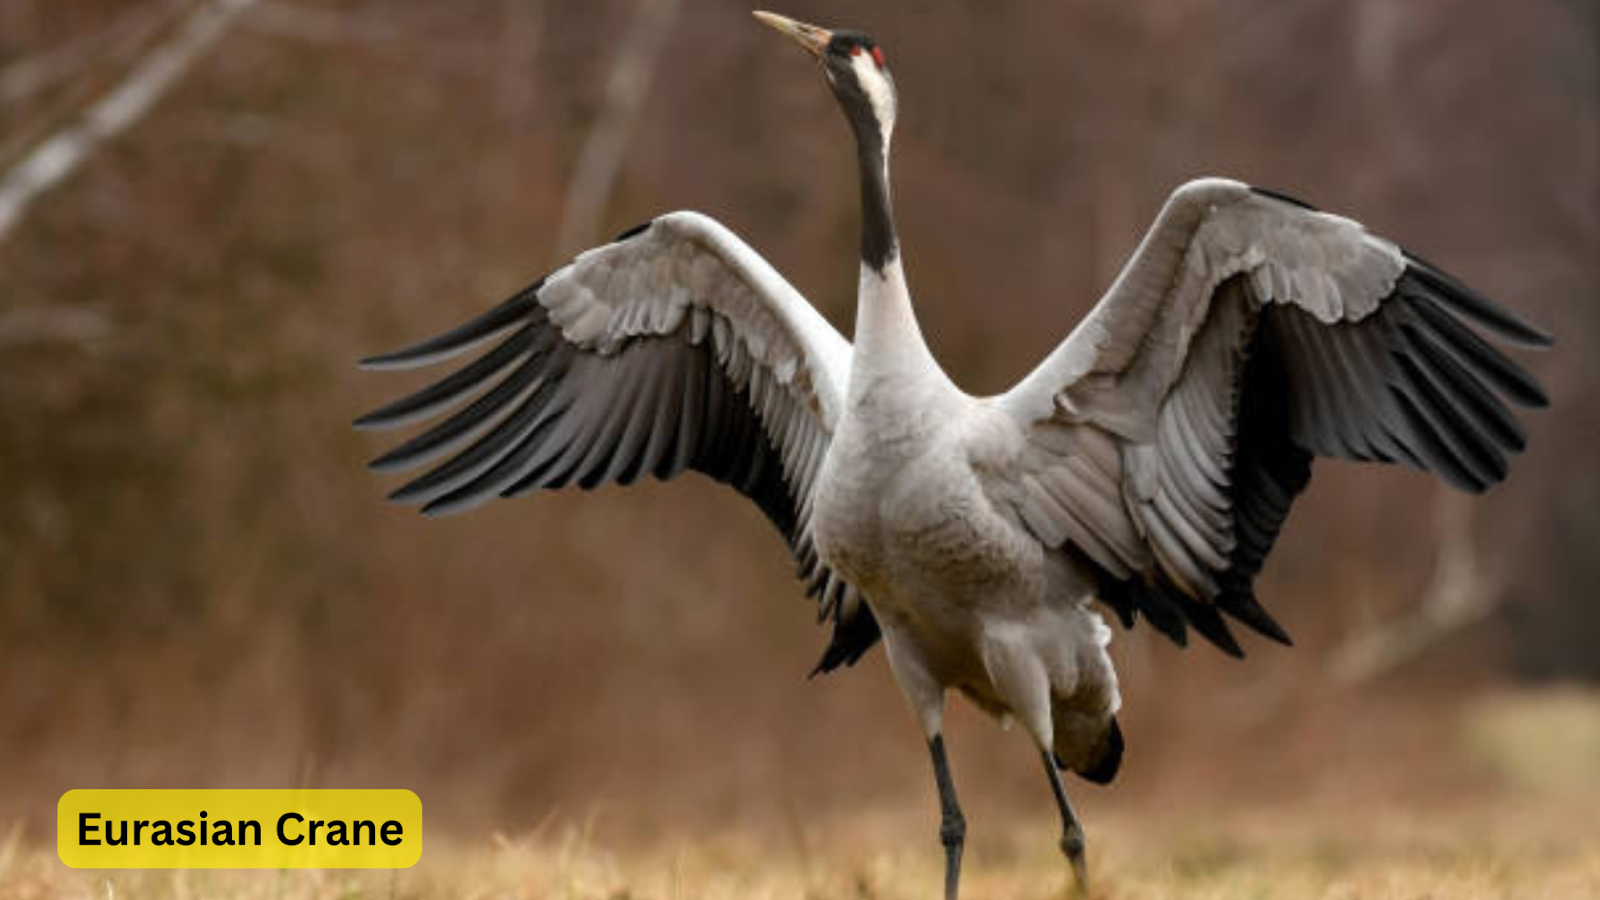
<box><xmin>996</xmin><ymin>178</ymin><xmax>1550</xmax><ymax>655</ymax></box>
<box><xmin>356</xmin><ymin>211</ymin><xmax>878</xmax><ymax>673</ymax></box>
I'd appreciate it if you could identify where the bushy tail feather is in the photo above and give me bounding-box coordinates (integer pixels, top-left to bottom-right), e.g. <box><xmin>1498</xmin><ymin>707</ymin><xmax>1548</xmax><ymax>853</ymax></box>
<box><xmin>1055</xmin><ymin>716</ymin><xmax>1123</xmax><ymax>785</ymax></box>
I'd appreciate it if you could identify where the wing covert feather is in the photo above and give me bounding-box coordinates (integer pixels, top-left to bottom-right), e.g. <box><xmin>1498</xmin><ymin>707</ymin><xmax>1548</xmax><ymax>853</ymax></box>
<box><xmin>994</xmin><ymin>179</ymin><xmax>1549</xmax><ymax>655</ymax></box>
<box><xmin>359</xmin><ymin>212</ymin><xmax>875</xmax><ymax>673</ymax></box>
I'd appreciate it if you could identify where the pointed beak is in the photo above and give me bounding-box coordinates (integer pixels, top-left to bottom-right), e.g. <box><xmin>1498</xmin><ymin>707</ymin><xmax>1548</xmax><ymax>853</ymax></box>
<box><xmin>753</xmin><ymin>11</ymin><xmax>832</xmax><ymax>59</ymax></box>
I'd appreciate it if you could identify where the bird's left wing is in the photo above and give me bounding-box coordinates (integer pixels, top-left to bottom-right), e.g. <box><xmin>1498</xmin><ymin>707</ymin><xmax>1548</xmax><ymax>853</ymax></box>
<box><xmin>993</xmin><ymin>178</ymin><xmax>1550</xmax><ymax>654</ymax></box>
<box><xmin>356</xmin><ymin>211</ymin><xmax>877</xmax><ymax>672</ymax></box>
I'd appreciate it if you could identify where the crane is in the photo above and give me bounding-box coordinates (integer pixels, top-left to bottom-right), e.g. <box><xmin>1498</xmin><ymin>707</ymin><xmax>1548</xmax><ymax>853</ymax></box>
<box><xmin>356</xmin><ymin>12</ymin><xmax>1551</xmax><ymax>898</ymax></box>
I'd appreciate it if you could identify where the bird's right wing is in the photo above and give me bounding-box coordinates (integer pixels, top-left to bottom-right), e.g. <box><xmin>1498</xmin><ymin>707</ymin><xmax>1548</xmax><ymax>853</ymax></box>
<box><xmin>356</xmin><ymin>212</ymin><xmax>877</xmax><ymax>673</ymax></box>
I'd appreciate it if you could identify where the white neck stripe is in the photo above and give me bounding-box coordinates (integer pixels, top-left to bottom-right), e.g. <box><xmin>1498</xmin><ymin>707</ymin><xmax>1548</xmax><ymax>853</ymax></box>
<box><xmin>850</xmin><ymin>52</ymin><xmax>896</xmax><ymax>140</ymax></box>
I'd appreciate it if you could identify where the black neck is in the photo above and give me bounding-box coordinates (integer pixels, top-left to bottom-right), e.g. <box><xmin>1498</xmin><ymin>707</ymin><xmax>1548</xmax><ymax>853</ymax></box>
<box><xmin>843</xmin><ymin>104</ymin><xmax>896</xmax><ymax>272</ymax></box>
<box><xmin>856</xmin><ymin>134</ymin><xmax>896</xmax><ymax>271</ymax></box>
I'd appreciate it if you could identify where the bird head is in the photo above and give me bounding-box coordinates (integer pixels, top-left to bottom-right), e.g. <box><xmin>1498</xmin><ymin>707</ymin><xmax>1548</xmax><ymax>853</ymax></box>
<box><xmin>754</xmin><ymin>11</ymin><xmax>897</xmax><ymax>148</ymax></box>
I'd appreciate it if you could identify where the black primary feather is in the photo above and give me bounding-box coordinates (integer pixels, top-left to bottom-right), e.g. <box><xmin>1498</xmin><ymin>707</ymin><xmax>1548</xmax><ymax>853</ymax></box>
<box><xmin>358</xmin><ymin>278</ymin><xmax>880</xmax><ymax>675</ymax></box>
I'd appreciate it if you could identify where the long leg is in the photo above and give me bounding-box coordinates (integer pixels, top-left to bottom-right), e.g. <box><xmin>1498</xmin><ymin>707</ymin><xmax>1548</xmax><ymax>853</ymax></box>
<box><xmin>929</xmin><ymin>734</ymin><xmax>966</xmax><ymax>900</ymax></box>
<box><xmin>882</xmin><ymin>630</ymin><xmax>966</xmax><ymax>899</ymax></box>
<box><xmin>1040</xmin><ymin>751</ymin><xmax>1090</xmax><ymax>894</ymax></box>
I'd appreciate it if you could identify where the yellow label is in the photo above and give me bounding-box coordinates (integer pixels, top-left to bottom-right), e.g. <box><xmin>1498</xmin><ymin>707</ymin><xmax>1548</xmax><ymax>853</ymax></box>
<box><xmin>58</xmin><ymin>789</ymin><xmax>422</xmax><ymax>869</ymax></box>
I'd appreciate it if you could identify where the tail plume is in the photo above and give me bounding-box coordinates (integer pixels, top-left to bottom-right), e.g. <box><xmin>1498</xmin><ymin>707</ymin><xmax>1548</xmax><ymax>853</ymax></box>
<box><xmin>1056</xmin><ymin>716</ymin><xmax>1123</xmax><ymax>785</ymax></box>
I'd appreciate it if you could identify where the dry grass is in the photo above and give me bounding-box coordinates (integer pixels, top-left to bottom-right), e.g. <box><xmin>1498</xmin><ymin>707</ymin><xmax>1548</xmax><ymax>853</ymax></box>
<box><xmin>4</xmin><ymin>690</ymin><xmax>1597</xmax><ymax>900</ymax></box>
<box><xmin>4</xmin><ymin>798</ymin><xmax>1597</xmax><ymax>900</ymax></box>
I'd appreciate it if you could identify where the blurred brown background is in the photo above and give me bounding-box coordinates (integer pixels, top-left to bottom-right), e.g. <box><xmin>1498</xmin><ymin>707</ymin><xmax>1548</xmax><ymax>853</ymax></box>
<box><xmin>0</xmin><ymin>0</ymin><xmax>1595</xmax><ymax>851</ymax></box>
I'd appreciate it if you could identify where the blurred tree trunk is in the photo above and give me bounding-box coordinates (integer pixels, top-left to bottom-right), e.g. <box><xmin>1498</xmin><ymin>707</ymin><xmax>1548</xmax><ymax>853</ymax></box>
<box><xmin>1328</xmin><ymin>494</ymin><xmax>1498</xmax><ymax>685</ymax></box>
<box><xmin>0</xmin><ymin>0</ymin><xmax>257</xmax><ymax>245</ymax></box>
<box><xmin>496</xmin><ymin>0</ymin><xmax>544</xmax><ymax>130</ymax></box>
<box><xmin>0</xmin><ymin>0</ymin><xmax>183</xmax><ymax>107</ymax></box>
<box><xmin>552</xmin><ymin>0</ymin><xmax>680</xmax><ymax>260</ymax></box>
<box><xmin>1503</xmin><ymin>0</ymin><xmax>1600</xmax><ymax>681</ymax></box>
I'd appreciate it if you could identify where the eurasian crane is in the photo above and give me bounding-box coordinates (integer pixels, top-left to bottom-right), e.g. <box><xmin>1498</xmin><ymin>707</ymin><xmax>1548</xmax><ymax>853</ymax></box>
<box><xmin>356</xmin><ymin>12</ymin><xmax>1551</xmax><ymax>898</ymax></box>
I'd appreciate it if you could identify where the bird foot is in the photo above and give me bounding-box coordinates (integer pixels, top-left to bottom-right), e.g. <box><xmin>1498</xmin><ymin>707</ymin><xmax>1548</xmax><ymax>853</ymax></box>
<box><xmin>1060</xmin><ymin>827</ymin><xmax>1089</xmax><ymax>896</ymax></box>
<box><xmin>940</xmin><ymin>817</ymin><xmax>965</xmax><ymax>900</ymax></box>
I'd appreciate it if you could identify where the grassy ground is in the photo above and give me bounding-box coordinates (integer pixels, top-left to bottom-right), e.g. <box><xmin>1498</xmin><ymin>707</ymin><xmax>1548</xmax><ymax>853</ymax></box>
<box><xmin>6</xmin><ymin>800</ymin><xmax>1597</xmax><ymax>900</ymax></box>
<box><xmin>4</xmin><ymin>690</ymin><xmax>1598</xmax><ymax>900</ymax></box>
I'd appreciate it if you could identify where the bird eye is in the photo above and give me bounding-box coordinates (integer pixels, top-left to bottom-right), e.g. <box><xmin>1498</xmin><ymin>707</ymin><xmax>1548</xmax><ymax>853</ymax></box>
<box><xmin>871</xmin><ymin>46</ymin><xmax>886</xmax><ymax>68</ymax></box>
<box><xmin>850</xmin><ymin>46</ymin><xmax>862</xmax><ymax>57</ymax></box>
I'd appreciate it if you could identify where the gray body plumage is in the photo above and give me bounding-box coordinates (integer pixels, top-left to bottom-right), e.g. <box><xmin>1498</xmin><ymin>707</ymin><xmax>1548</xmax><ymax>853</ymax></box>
<box><xmin>358</xmin><ymin>176</ymin><xmax>1547</xmax><ymax>777</ymax></box>
<box><xmin>357</xmin><ymin>16</ymin><xmax>1549</xmax><ymax>897</ymax></box>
